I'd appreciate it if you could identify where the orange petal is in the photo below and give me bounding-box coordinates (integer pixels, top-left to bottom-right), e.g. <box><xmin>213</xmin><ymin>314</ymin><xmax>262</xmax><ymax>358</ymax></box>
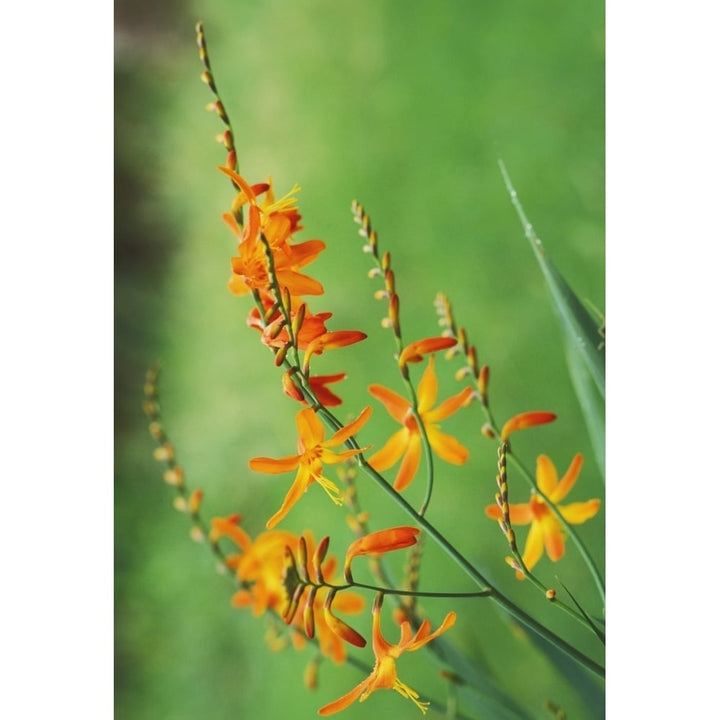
<box><xmin>345</xmin><ymin>526</ymin><xmax>420</xmax><ymax>566</ymax></box>
<box><xmin>521</xmin><ymin>521</ymin><xmax>545</xmax><ymax>572</ymax></box>
<box><xmin>296</xmin><ymin>406</ymin><xmax>325</xmax><ymax>449</ymax></box>
<box><xmin>368</xmin><ymin>384</ymin><xmax>410</xmax><ymax>424</ymax></box>
<box><xmin>536</xmin><ymin>454</ymin><xmax>559</xmax><ymax>496</ymax></box>
<box><xmin>248</xmin><ymin>454</ymin><xmax>300</xmax><ymax>474</ymax></box>
<box><xmin>394</xmin><ymin>434</ymin><xmax>422</xmax><ymax>491</ymax></box>
<box><xmin>559</xmin><ymin>499</ymin><xmax>601</xmax><ymax>524</ymax></box>
<box><xmin>275</xmin><ymin>269</ymin><xmax>324</xmax><ymax>296</ymax></box>
<box><xmin>368</xmin><ymin>428</ymin><xmax>408</xmax><ymax>471</ymax></box>
<box><xmin>552</xmin><ymin>453</ymin><xmax>584</xmax><ymax>503</ymax></box>
<box><xmin>542</xmin><ymin>516</ymin><xmax>565</xmax><ymax>562</ymax></box>
<box><xmin>485</xmin><ymin>502</ymin><xmax>534</xmax><ymax>525</ymax></box>
<box><xmin>266</xmin><ymin>467</ymin><xmax>311</xmax><ymax>529</ymax></box>
<box><xmin>425</xmin><ymin>426</ymin><xmax>469</xmax><ymax>465</ymax></box>
<box><xmin>416</xmin><ymin>355</ymin><xmax>439</xmax><ymax>414</ymax></box>
<box><xmin>398</xmin><ymin>336</ymin><xmax>457</xmax><ymax>366</ymax></box>
<box><xmin>285</xmin><ymin>239</ymin><xmax>326</xmax><ymax>268</ymax></box>
<box><xmin>318</xmin><ymin>676</ymin><xmax>373</xmax><ymax>716</ymax></box>
<box><xmin>500</xmin><ymin>411</ymin><xmax>557</xmax><ymax>441</ymax></box>
<box><xmin>423</xmin><ymin>386</ymin><xmax>474</xmax><ymax>423</ymax></box>
<box><xmin>407</xmin><ymin>611</ymin><xmax>457</xmax><ymax>651</ymax></box>
<box><xmin>325</xmin><ymin>406</ymin><xmax>372</xmax><ymax>447</ymax></box>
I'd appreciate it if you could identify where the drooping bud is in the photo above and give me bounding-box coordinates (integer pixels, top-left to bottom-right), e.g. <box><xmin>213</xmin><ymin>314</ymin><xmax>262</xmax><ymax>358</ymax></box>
<box><xmin>323</xmin><ymin>589</ymin><xmax>367</xmax><ymax>648</ymax></box>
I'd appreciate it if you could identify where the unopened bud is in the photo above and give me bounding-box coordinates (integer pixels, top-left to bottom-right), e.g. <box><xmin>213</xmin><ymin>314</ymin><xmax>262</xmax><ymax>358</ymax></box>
<box><xmin>154</xmin><ymin>443</ymin><xmax>174</xmax><ymax>462</ymax></box>
<box><xmin>545</xmin><ymin>589</ymin><xmax>556</xmax><ymax>601</ymax></box>
<box><xmin>188</xmin><ymin>489</ymin><xmax>203</xmax><ymax>514</ymax></box>
<box><xmin>481</xmin><ymin>423</ymin><xmax>496</xmax><ymax>439</ymax></box>
<box><xmin>274</xmin><ymin>342</ymin><xmax>290</xmax><ymax>366</ymax></box>
<box><xmin>163</xmin><ymin>467</ymin><xmax>184</xmax><ymax>486</ymax></box>
<box><xmin>190</xmin><ymin>526</ymin><xmax>205</xmax><ymax>542</ymax></box>
<box><xmin>388</xmin><ymin>293</ymin><xmax>400</xmax><ymax>336</ymax></box>
<box><xmin>148</xmin><ymin>421</ymin><xmax>163</xmax><ymax>440</ymax></box>
<box><xmin>384</xmin><ymin>269</ymin><xmax>395</xmax><ymax>294</ymax></box>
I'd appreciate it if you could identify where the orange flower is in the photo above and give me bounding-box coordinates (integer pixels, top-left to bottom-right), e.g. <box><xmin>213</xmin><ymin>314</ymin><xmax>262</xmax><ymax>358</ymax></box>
<box><xmin>210</xmin><ymin>518</ymin><xmax>364</xmax><ymax>662</ymax></box>
<box><xmin>302</xmin><ymin>330</ymin><xmax>368</xmax><ymax>374</ymax></box>
<box><xmin>249</xmin><ymin>406</ymin><xmax>372</xmax><ymax>528</ymax></box>
<box><xmin>500</xmin><ymin>411</ymin><xmax>556</xmax><ymax>441</ymax></box>
<box><xmin>368</xmin><ymin>356</ymin><xmax>473</xmax><ymax>491</ymax></box>
<box><xmin>218</xmin><ymin>168</ymin><xmax>326</xmax><ymax>300</ymax></box>
<box><xmin>318</xmin><ymin>594</ymin><xmax>456</xmax><ymax>715</ymax></box>
<box><xmin>485</xmin><ymin>453</ymin><xmax>601</xmax><ymax>577</ymax></box>
<box><xmin>398</xmin><ymin>336</ymin><xmax>457</xmax><ymax>368</ymax></box>
<box><xmin>247</xmin><ymin>303</ymin><xmax>333</xmax><ymax>350</ymax></box>
<box><xmin>344</xmin><ymin>527</ymin><xmax>420</xmax><ymax>581</ymax></box>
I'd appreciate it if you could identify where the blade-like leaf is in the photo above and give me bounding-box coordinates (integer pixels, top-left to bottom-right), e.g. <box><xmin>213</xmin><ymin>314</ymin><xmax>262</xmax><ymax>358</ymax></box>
<box><xmin>564</xmin><ymin>331</ymin><xmax>605</xmax><ymax>482</ymax></box>
<box><xmin>498</xmin><ymin>160</ymin><xmax>605</xmax><ymax>399</ymax></box>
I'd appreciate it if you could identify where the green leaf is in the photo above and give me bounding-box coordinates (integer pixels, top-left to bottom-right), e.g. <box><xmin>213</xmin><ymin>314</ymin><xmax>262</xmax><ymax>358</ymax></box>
<box><xmin>498</xmin><ymin>161</ymin><xmax>605</xmax><ymax>399</ymax></box>
<box><xmin>564</xmin><ymin>331</ymin><xmax>605</xmax><ymax>482</ymax></box>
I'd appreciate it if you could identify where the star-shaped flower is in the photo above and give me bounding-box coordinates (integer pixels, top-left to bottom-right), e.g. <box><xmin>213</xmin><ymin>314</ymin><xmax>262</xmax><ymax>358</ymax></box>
<box><xmin>249</xmin><ymin>406</ymin><xmax>371</xmax><ymax>528</ymax></box>
<box><xmin>486</xmin><ymin>453</ymin><xmax>601</xmax><ymax>577</ymax></box>
<box><xmin>368</xmin><ymin>355</ymin><xmax>473</xmax><ymax>491</ymax></box>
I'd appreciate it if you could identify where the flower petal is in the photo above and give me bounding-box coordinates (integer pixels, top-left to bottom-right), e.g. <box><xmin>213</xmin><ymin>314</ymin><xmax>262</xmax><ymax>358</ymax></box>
<box><xmin>559</xmin><ymin>499</ymin><xmax>601</xmax><ymax>524</ymax></box>
<box><xmin>552</xmin><ymin>453</ymin><xmax>584</xmax><ymax>503</ymax></box>
<box><xmin>248</xmin><ymin>454</ymin><xmax>300</xmax><ymax>474</ymax></box>
<box><xmin>536</xmin><ymin>454</ymin><xmax>559</xmax><ymax>496</ymax></box>
<box><xmin>416</xmin><ymin>355</ymin><xmax>439</xmax><ymax>414</ymax></box>
<box><xmin>521</xmin><ymin>521</ymin><xmax>545</xmax><ymax>572</ymax></box>
<box><xmin>485</xmin><ymin>502</ymin><xmax>534</xmax><ymax>525</ymax></box>
<box><xmin>398</xmin><ymin>336</ymin><xmax>457</xmax><ymax>366</ymax></box>
<box><xmin>318</xmin><ymin>676</ymin><xmax>373</xmax><ymax>716</ymax></box>
<box><xmin>266</xmin><ymin>467</ymin><xmax>311</xmax><ymax>529</ymax></box>
<box><xmin>541</xmin><ymin>515</ymin><xmax>565</xmax><ymax>562</ymax></box>
<box><xmin>423</xmin><ymin>386</ymin><xmax>474</xmax><ymax>423</ymax></box>
<box><xmin>276</xmin><ymin>268</ymin><xmax>324</xmax><ymax>296</ymax></box>
<box><xmin>345</xmin><ymin>527</ymin><xmax>420</xmax><ymax>564</ymax></box>
<box><xmin>394</xmin><ymin>434</ymin><xmax>422</xmax><ymax>491</ymax></box>
<box><xmin>368</xmin><ymin>383</ymin><xmax>410</xmax><ymax>424</ymax></box>
<box><xmin>500</xmin><ymin>411</ymin><xmax>557</xmax><ymax>441</ymax></box>
<box><xmin>296</xmin><ymin>407</ymin><xmax>325</xmax><ymax>449</ymax></box>
<box><xmin>325</xmin><ymin>406</ymin><xmax>372</xmax><ymax>447</ymax></box>
<box><xmin>368</xmin><ymin>428</ymin><xmax>408</xmax><ymax>471</ymax></box>
<box><xmin>425</xmin><ymin>425</ymin><xmax>469</xmax><ymax>465</ymax></box>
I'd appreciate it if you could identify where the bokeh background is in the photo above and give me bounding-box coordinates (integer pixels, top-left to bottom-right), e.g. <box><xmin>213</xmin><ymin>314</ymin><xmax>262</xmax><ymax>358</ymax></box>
<box><xmin>115</xmin><ymin>0</ymin><xmax>604</xmax><ymax>718</ymax></box>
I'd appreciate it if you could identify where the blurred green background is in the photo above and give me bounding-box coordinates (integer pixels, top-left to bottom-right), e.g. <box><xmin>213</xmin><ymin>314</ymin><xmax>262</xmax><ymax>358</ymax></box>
<box><xmin>115</xmin><ymin>0</ymin><xmax>604</xmax><ymax>718</ymax></box>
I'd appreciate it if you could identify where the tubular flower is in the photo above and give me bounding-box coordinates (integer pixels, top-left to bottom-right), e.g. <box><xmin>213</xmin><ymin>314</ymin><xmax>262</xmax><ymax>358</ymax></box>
<box><xmin>485</xmin><ymin>453</ymin><xmax>601</xmax><ymax>578</ymax></box>
<box><xmin>318</xmin><ymin>594</ymin><xmax>457</xmax><ymax>716</ymax></box>
<box><xmin>302</xmin><ymin>330</ymin><xmax>368</xmax><ymax>374</ymax></box>
<box><xmin>368</xmin><ymin>355</ymin><xmax>473</xmax><ymax>491</ymax></box>
<box><xmin>344</xmin><ymin>527</ymin><xmax>421</xmax><ymax>581</ymax></box>
<box><xmin>249</xmin><ymin>406</ymin><xmax>372</xmax><ymax>528</ymax></box>
<box><xmin>398</xmin><ymin>336</ymin><xmax>457</xmax><ymax>368</ymax></box>
<box><xmin>500</xmin><ymin>411</ymin><xmax>556</xmax><ymax>441</ymax></box>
